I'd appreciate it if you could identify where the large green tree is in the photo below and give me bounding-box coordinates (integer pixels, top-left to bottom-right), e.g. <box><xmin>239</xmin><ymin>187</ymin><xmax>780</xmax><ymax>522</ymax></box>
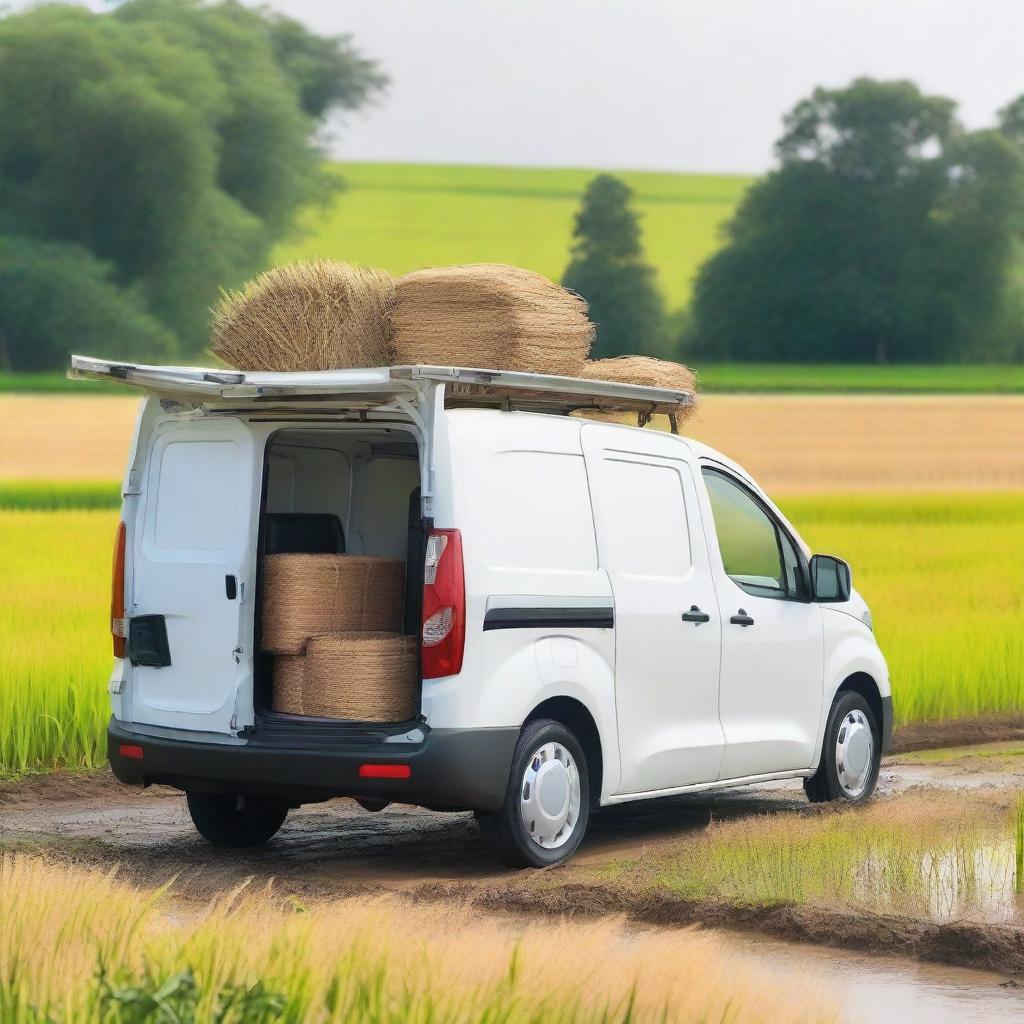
<box><xmin>0</xmin><ymin>1</ymin><xmax>384</xmax><ymax>368</ymax></box>
<box><xmin>690</xmin><ymin>79</ymin><xmax>1024</xmax><ymax>363</ymax></box>
<box><xmin>562</xmin><ymin>174</ymin><xmax>666</xmax><ymax>358</ymax></box>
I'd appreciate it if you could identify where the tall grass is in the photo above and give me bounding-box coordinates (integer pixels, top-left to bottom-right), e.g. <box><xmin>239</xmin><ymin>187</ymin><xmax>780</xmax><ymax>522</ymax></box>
<box><xmin>634</xmin><ymin>792</ymin><xmax>1018</xmax><ymax>922</ymax></box>
<box><xmin>781</xmin><ymin>493</ymin><xmax>1024</xmax><ymax>725</ymax></box>
<box><xmin>0</xmin><ymin>854</ymin><xmax>836</xmax><ymax>1023</ymax></box>
<box><xmin>0</xmin><ymin>510</ymin><xmax>112</xmax><ymax>775</ymax></box>
<box><xmin>0</xmin><ymin>493</ymin><xmax>1021</xmax><ymax>775</ymax></box>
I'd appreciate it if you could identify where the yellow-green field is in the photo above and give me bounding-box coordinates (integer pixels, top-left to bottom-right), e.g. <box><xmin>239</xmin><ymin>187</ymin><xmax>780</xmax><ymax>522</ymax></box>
<box><xmin>2</xmin><ymin>494</ymin><xmax>1021</xmax><ymax>776</ymax></box>
<box><xmin>0</xmin><ymin>854</ymin><xmax>833</xmax><ymax>1024</ymax></box>
<box><xmin>272</xmin><ymin>163</ymin><xmax>752</xmax><ymax>308</ymax></box>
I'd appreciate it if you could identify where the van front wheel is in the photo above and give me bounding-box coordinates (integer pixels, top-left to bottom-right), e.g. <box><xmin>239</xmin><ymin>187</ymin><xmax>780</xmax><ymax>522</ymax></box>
<box><xmin>804</xmin><ymin>691</ymin><xmax>881</xmax><ymax>804</ymax></box>
<box><xmin>479</xmin><ymin>718</ymin><xmax>590</xmax><ymax>868</ymax></box>
<box><xmin>186</xmin><ymin>792</ymin><xmax>288</xmax><ymax>847</ymax></box>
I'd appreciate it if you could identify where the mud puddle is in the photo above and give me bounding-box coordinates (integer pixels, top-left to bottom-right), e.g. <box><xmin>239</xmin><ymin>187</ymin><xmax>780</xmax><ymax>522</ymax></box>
<box><xmin>711</xmin><ymin>928</ymin><xmax>1024</xmax><ymax>1023</ymax></box>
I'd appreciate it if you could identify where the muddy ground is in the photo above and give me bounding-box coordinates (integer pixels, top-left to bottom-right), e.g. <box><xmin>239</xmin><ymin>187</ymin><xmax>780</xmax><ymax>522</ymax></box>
<box><xmin>3</xmin><ymin>745</ymin><xmax>1024</xmax><ymax>977</ymax></box>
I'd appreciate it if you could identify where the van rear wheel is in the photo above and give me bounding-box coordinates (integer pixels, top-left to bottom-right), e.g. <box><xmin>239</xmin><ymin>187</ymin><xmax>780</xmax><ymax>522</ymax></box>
<box><xmin>479</xmin><ymin>718</ymin><xmax>590</xmax><ymax>868</ymax></box>
<box><xmin>186</xmin><ymin>792</ymin><xmax>288</xmax><ymax>847</ymax></box>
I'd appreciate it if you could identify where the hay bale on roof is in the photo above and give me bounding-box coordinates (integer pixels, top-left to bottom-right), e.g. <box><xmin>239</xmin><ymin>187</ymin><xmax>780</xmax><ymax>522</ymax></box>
<box><xmin>392</xmin><ymin>264</ymin><xmax>594</xmax><ymax>375</ymax></box>
<box><xmin>212</xmin><ymin>260</ymin><xmax>395</xmax><ymax>372</ymax></box>
<box><xmin>577</xmin><ymin>356</ymin><xmax>698</xmax><ymax>423</ymax></box>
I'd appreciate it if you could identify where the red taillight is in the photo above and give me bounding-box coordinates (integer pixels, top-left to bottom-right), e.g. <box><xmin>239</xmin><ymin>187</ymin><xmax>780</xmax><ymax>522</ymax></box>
<box><xmin>358</xmin><ymin>763</ymin><xmax>411</xmax><ymax>779</ymax></box>
<box><xmin>119</xmin><ymin>743</ymin><xmax>144</xmax><ymax>761</ymax></box>
<box><xmin>421</xmin><ymin>528</ymin><xmax>465</xmax><ymax>679</ymax></box>
<box><xmin>111</xmin><ymin>521</ymin><xmax>127</xmax><ymax>658</ymax></box>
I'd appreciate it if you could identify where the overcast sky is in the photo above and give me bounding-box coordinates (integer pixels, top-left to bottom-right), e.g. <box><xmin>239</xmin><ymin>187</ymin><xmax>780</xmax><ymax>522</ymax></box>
<box><xmin>27</xmin><ymin>0</ymin><xmax>1024</xmax><ymax>173</ymax></box>
<box><xmin>282</xmin><ymin>0</ymin><xmax>1024</xmax><ymax>173</ymax></box>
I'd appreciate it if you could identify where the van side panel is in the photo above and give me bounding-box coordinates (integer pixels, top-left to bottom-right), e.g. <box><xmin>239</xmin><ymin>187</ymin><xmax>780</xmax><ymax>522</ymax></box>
<box><xmin>423</xmin><ymin>410</ymin><xmax>621</xmax><ymax>800</ymax></box>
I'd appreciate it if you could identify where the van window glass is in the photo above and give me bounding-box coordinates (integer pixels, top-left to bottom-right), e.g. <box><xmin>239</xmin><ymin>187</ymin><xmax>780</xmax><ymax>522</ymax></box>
<box><xmin>154</xmin><ymin>440</ymin><xmax>239</xmax><ymax>551</ymax></box>
<box><xmin>476</xmin><ymin>452</ymin><xmax>597</xmax><ymax>571</ymax></box>
<box><xmin>702</xmin><ymin>468</ymin><xmax>786</xmax><ymax>597</ymax></box>
<box><xmin>603</xmin><ymin>459</ymin><xmax>691</xmax><ymax>577</ymax></box>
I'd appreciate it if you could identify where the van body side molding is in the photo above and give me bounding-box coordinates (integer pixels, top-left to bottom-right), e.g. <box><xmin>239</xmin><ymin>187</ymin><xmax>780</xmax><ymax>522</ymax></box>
<box><xmin>483</xmin><ymin>606</ymin><xmax>614</xmax><ymax>631</ymax></box>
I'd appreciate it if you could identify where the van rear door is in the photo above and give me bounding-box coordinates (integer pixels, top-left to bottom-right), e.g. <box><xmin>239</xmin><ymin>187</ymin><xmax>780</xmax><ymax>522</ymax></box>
<box><xmin>126</xmin><ymin>416</ymin><xmax>259</xmax><ymax>735</ymax></box>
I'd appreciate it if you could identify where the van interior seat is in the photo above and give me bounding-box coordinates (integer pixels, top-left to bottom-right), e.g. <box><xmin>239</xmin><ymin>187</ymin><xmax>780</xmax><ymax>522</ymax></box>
<box><xmin>265</xmin><ymin>513</ymin><xmax>345</xmax><ymax>555</ymax></box>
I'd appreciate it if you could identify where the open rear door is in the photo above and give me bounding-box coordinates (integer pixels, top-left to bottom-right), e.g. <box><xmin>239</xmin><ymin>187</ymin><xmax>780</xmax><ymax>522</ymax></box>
<box><xmin>127</xmin><ymin>415</ymin><xmax>258</xmax><ymax>734</ymax></box>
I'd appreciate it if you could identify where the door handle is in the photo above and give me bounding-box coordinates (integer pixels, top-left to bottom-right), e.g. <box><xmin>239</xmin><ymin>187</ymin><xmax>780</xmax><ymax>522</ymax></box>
<box><xmin>730</xmin><ymin>609</ymin><xmax>755</xmax><ymax>627</ymax></box>
<box><xmin>225</xmin><ymin>575</ymin><xmax>238</xmax><ymax>600</ymax></box>
<box><xmin>681</xmin><ymin>605</ymin><xmax>711</xmax><ymax>624</ymax></box>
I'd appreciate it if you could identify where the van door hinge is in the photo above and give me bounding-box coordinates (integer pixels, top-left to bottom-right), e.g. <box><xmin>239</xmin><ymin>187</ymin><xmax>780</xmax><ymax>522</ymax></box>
<box><xmin>232</xmin><ymin>646</ymin><xmax>243</xmax><ymax>663</ymax></box>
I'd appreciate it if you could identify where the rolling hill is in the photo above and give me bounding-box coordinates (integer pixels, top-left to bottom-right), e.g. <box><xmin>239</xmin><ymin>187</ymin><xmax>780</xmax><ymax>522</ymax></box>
<box><xmin>272</xmin><ymin>162</ymin><xmax>753</xmax><ymax>308</ymax></box>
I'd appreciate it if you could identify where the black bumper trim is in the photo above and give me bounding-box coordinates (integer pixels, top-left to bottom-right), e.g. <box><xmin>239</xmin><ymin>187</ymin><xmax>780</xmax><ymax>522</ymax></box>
<box><xmin>880</xmin><ymin>694</ymin><xmax>894</xmax><ymax>755</ymax></box>
<box><xmin>108</xmin><ymin>718</ymin><xmax>519</xmax><ymax>812</ymax></box>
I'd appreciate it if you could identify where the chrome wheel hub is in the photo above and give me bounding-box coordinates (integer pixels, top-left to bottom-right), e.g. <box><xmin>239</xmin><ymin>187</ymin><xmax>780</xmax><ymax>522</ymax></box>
<box><xmin>519</xmin><ymin>741</ymin><xmax>581</xmax><ymax>850</ymax></box>
<box><xmin>836</xmin><ymin>709</ymin><xmax>874</xmax><ymax>797</ymax></box>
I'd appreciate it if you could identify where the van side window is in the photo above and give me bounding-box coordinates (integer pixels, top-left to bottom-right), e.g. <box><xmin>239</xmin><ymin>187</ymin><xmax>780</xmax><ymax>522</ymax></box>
<box><xmin>701</xmin><ymin>467</ymin><xmax>803</xmax><ymax>600</ymax></box>
<box><xmin>602</xmin><ymin>459</ymin><xmax>691</xmax><ymax>577</ymax></box>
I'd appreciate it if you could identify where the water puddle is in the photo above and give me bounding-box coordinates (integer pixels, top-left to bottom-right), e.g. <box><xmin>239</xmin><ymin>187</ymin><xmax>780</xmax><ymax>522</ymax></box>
<box><xmin>713</xmin><ymin>928</ymin><xmax>1024</xmax><ymax>1023</ymax></box>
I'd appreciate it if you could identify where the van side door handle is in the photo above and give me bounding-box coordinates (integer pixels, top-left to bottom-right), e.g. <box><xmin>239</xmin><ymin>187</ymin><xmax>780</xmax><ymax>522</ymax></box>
<box><xmin>730</xmin><ymin>609</ymin><xmax>755</xmax><ymax>626</ymax></box>
<box><xmin>681</xmin><ymin>605</ymin><xmax>711</xmax><ymax>624</ymax></box>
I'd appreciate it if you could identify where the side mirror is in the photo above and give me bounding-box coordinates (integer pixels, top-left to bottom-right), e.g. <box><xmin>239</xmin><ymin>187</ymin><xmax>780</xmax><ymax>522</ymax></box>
<box><xmin>810</xmin><ymin>554</ymin><xmax>851</xmax><ymax>603</ymax></box>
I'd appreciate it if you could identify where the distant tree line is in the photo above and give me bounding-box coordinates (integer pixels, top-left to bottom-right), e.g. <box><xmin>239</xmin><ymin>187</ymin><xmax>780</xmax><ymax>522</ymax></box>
<box><xmin>565</xmin><ymin>78</ymin><xmax>1024</xmax><ymax>364</ymax></box>
<box><xmin>0</xmin><ymin>0</ymin><xmax>383</xmax><ymax>371</ymax></box>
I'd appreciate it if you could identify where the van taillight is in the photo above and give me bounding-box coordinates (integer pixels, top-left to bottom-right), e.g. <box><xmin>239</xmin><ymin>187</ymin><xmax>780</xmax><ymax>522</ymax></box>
<box><xmin>111</xmin><ymin>521</ymin><xmax>127</xmax><ymax>658</ymax></box>
<box><xmin>421</xmin><ymin>529</ymin><xmax>465</xmax><ymax>679</ymax></box>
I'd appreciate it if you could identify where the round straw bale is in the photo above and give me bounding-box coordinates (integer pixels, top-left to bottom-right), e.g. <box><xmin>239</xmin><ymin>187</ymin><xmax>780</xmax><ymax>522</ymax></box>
<box><xmin>261</xmin><ymin>554</ymin><xmax>405</xmax><ymax>654</ymax></box>
<box><xmin>272</xmin><ymin>654</ymin><xmax>306</xmax><ymax>716</ymax></box>
<box><xmin>212</xmin><ymin>260</ymin><xmax>396</xmax><ymax>371</ymax></box>
<box><xmin>392</xmin><ymin>264</ymin><xmax>594</xmax><ymax>375</ymax></box>
<box><xmin>304</xmin><ymin>632</ymin><xmax>418</xmax><ymax>722</ymax></box>
<box><xmin>578</xmin><ymin>356</ymin><xmax>699</xmax><ymax>422</ymax></box>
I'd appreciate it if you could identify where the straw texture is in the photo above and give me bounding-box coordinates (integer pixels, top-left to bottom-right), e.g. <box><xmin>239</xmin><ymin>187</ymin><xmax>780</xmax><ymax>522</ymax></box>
<box><xmin>212</xmin><ymin>260</ymin><xmax>396</xmax><ymax>371</ymax></box>
<box><xmin>304</xmin><ymin>632</ymin><xmax>418</xmax><ymax>721</ymax></box>
<box><xmin>272</xmin><ymin>654</ymin><xmax>306</xmax><ymax>716</ymax></box>
<box><xmin>261</xmin><ymin>554</ymin><xmax>405</xmax><ymax>654</ymax></box>
<box><xmin>392</xmin><ymin>264</ymin><xmax>594</xmax><ymax>375</ymax></box>
<box><xmin>578</xmin><ymin>356</ymin><xmax>699</xmax><ymax>421</ymax></box>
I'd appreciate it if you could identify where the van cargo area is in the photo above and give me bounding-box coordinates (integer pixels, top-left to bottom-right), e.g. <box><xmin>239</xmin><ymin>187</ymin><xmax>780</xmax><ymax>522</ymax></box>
<box><xmin>256</xmin><ymin>427</ymin><xmax>424</xmax><ymax>727</ymax></box>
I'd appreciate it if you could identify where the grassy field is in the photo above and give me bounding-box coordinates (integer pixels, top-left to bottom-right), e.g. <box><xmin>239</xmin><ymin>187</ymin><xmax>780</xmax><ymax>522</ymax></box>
<box><xmin>272</xmin><ymin>162</ymin><xmax>752</xmax><ymax>309</ymax></box>
<box><xmin>0</xmin><ymin>855</ymin><xmax>834</xmax><ymax>1024</ymax></box>
<box><xmin>2</xmin><ymin>493</ymin><xmax>1021</xmax><ymax>775</ymax></box>
<box><xmin>10</xmin><ymin>363</ymin><xmax>1024</xmax><ymax>396</ymax></box>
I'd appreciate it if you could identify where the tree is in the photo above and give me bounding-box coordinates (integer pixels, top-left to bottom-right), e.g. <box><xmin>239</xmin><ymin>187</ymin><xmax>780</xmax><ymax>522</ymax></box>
<box><xmin>562</xmin><ymin>174</ymin><xmax>666</xmax><ymax>358</ymax></box>
<box><xmin>0</xmin><ymin>1</ymin><xmax>385</xmax><ymax>368</ymax></box>
<box><xmin>690</xmin><ymin>78</ymin><xmax>1024</xmax><ymax>363</ymax></box>
<box><xmin>0</xmin><ymin>236</ymin><xmax>176</xmax><ymax>372</ymax></box>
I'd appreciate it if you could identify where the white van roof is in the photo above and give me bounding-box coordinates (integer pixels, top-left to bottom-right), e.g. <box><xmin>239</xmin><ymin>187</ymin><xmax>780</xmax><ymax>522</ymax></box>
<box><xmin>68</xmin><ymin>356</ymin><xmax>695</xmax><ymax>417</ymax></box>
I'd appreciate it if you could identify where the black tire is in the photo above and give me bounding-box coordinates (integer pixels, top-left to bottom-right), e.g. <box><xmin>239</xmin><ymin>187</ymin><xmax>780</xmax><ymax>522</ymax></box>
<box><xmin>804</xmin><ymin>690</ymin><xmax>881</xmax><ymax>804</ymax></box>
<box><xmin>186</xmin><ymin>791</ymin><xmax>288</xmax><ymax>848</ymax></box>
<box><xmin>479</xmin><ymin>718</ymin><xmax>590</xmax><ymax>869</ymax></box>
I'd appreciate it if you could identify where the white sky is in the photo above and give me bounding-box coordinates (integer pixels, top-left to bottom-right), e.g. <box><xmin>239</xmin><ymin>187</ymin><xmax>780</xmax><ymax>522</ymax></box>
<box><xmin>21</xmin><ymin>0</ymin><xmax>1024</xmax><ymax>173</ymax></box>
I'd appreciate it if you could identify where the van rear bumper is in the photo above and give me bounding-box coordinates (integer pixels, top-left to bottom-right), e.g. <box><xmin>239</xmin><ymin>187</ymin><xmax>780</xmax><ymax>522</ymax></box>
<box><xmin>107</xmin><ymin>718</ymin><xmax>518</xmax><ymax>812</ymax></box>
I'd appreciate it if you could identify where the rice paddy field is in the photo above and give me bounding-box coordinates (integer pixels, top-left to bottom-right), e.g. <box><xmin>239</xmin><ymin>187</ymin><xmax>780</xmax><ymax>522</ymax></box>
<box><xmin>0</xmin><ymin>854</ymin><xmax>835</xmax><ymax>1024</ymax></box>
<box><xmin>273</xmin><ymin>163</ymin><xmax>752</xmax><ymax>309</ymax></box>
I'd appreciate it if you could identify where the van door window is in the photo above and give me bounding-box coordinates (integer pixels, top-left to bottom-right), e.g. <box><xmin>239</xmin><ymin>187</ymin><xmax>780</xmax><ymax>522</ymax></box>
<box><xmin>702</xmin><ymin>468</ymin><xmax>801</xmax><ymax>600</ymax></box>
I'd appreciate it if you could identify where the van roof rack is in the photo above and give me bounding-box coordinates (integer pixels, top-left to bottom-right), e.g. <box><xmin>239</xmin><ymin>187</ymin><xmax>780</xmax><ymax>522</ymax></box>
<box><xmin>68</xmin><ymin>356</ymin><xmax>694</xmax><ymax>419</ymax></box>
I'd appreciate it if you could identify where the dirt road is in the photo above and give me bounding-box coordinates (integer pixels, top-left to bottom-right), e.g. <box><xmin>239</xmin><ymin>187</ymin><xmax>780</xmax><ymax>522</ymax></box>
<box><xmin>2</xmin><ymin>751</ymin><xmax>1018</xmax><ymax>901</ymax></box>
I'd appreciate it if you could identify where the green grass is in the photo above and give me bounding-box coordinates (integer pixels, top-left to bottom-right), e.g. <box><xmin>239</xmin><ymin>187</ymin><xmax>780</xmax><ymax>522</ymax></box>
<box><xmin>274</xmin><ymin>161</ymin><xmax>752</xmax><ymax>309</ymax></box>
<box><xmin>8</xmin><ymin>362</ymin><xmax>1024</xmax><ymax>395</ymax></box>
<box><xmin>1</xmin><ymin>492</ymin><xmax>1021</xmax><ymax>775</ymax></box>
<box><xmin>596</xmin><ymin>791</ymin><xmax>1016</xmax><ymax>922</ymax></box>
<box><xmin>0</xmin><ymin>480</ymin><xmax>120</xmax><ymax>510</ymax></box>
<box><xmin>696</xmin><ymin>363</ymin><xmax>1024</xmax><ymax>393</ymax></box>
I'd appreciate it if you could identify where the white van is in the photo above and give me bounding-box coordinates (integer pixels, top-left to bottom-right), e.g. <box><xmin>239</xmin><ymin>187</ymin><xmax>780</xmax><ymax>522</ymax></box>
<box><xmin>73</xmin><ymin>356</ymin><xmax>891</xmax><ymax>868</ymax></box>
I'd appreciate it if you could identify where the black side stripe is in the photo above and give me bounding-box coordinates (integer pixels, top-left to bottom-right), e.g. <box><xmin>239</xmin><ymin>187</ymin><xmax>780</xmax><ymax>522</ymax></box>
<box><xmin>483</xmin><ymin>607</ymin><xmax>614</xmax><ymax>631</ymax></box>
